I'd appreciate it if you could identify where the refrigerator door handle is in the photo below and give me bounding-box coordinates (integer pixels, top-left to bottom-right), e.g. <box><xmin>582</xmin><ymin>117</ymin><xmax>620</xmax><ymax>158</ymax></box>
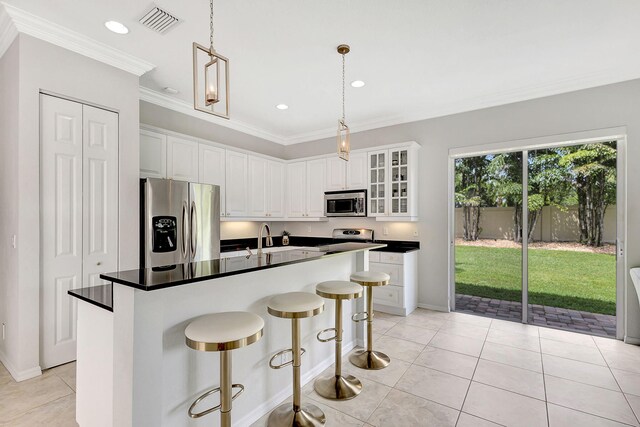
<box><xmin>191</xmin><ymin>201</ymin><xmax>197</xmax><ymax>258</ymax></box>
<box><xmin>182</xmin><ymin>202</ymin><xmax>189</xmax><ymax>260</ymax></box>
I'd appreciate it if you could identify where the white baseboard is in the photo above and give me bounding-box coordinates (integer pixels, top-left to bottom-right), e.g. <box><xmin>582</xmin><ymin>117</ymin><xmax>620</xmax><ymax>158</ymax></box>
<box><xmin>417</xmin><ymin>303</ymin><xmax>450</xmax><ymax>312</ymax></box>
<box><xmin>0</xmin><ymin>348</ymin><xmax>42</xmax><ymax>382</ymax></box>
<box><xmin>624</xmin><ymin>336</ymin><xmax>640</xmax><ymax>345</ymax></box>
<box><xmin>237</xmin><ymin>340</ymin><xmax>356</xmax><ymax>427</ymax></box>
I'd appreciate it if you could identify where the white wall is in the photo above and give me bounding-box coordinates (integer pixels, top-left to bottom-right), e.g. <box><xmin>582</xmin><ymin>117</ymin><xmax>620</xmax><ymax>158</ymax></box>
<box><xmin>284</xmin><ymin>79</ymin><xmax>640</xmax><ymax>340</ymax></box>
<box><xmin>0</xmin><ymin>34</ymin><xmax>140</xmax><ymax>380</ymax></box>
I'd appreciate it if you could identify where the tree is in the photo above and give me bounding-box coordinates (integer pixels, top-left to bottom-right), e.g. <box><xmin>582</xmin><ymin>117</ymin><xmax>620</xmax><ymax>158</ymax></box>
<box><xmin>559</xmin><ymin>142</ymin><xmax>616</xmax><ymax>246</ymax></box>
<box><xmin>455</xmin><ymin>156</ymin><xmax>489</xmax><ymax>241</ymax></box>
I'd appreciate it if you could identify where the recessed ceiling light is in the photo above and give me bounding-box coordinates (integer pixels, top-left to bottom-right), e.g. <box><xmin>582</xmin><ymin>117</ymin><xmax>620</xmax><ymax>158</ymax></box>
<box><xmin>104</xmin><ymin>21</ymin><xmax>129</xmax><ymax>34</ymax></box>
<box><xmin>351</xmin><ymin>80</ymin><xmax>365</xmax><ymax>88</ymax></box>
<box><xmin>163</xmin><ymin>87</ymin><xmax>179</xmax><ymax>94</ymax></box>
<box><xmin>276</xmin><ymin>104</ymin><xmax>289</xmax><ymax>110</ymax></box>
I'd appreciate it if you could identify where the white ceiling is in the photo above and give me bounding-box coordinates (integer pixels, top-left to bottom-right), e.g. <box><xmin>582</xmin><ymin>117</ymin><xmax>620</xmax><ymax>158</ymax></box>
<box><xmin>4</xmin><ymin>0</ymin><xmax>640</xmax><ymax>144</ymax></box>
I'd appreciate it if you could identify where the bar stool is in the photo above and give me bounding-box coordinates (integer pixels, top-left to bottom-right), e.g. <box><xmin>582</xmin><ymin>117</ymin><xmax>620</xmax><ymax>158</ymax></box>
<box><xmin>185</xmin><ymin>311</ymin><xmax>264</xmax><ymax>427</ymax></box>
<box><xmin>349</xmin><ymin>271</ymin><xmax>391</xmax><ymax>370</ymax></box>
<box><xmin>314</xmin><ymin>280</ymin><xmax>364</xmax><ymax>400</ymax></box>
<box><xmin>267</xmin><ymin>292</ymin><xmax>326</xmax><ymax>427</ymax></box>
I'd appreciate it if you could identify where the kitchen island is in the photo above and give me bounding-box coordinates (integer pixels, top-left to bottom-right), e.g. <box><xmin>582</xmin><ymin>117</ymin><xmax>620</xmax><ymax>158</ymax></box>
<box><xmin>69</xmin><ymin>243</ymin><xmax>383</xmax><ymax>427</ymax></box>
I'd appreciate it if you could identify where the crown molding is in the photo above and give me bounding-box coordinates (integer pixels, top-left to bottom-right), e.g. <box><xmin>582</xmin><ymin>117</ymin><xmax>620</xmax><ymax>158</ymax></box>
<box><xmin>0</xmin><ymin>3</ymin><xmax>17</xmax><ymax>58</ymax></box>
<box><xmin>139</xmin><ymin>87</ymin><xmax>289</xmax><ymax>145</ymax></box>
<box><xmin>0</xmin><ymin>2</ymin><xmax>155</xmax><ymax>76</ymax></box>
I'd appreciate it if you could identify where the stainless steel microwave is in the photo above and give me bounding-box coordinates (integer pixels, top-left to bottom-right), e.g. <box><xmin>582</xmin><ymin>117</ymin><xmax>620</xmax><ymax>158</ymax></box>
<box><xmin>324</xmin><ymin>190</ymin><xmax>367</xmax><ymax>217</ymax></box>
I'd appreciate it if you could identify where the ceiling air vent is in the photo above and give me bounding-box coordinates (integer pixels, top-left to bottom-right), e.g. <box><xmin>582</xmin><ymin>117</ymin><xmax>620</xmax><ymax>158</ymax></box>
<box><xmin>139</xmin><ymin>6</ymin><xmax>180</xmax><ymax>34</ymax></box>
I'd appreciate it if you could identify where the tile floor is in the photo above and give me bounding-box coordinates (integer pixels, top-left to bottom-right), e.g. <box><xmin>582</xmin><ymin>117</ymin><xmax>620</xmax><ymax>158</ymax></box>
<box><xmin>2</xmin><ymin>308</ymin><xmax>640</xmax><ymax>426</ymax></box>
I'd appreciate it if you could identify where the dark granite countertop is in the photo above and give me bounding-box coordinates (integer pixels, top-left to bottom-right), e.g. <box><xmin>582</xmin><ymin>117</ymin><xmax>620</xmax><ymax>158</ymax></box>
<box><xmin>221</xmin><ymin>236</ymin><xmax>419</xmax><ymax>254</ymax></box>
<box><xmin>68</xmin><ymin>284</ymin><xmax>113</xmax><ymax>312</ymax></box>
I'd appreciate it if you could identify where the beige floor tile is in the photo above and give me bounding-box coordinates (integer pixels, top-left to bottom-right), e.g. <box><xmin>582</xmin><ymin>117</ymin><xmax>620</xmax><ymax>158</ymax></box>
<box><xmin>456</xmin><ymin>412</ymin><xmax>502</xmax><ymax>427</ymax></box>
<box><xmin>438</xmin><ymin>321</ymin><xmax>489</xmax><ymax>340</ymax></box>
<box><xmin>373</xmin><ymin>311</ymin><xmax>402</xmax><ymax>324</ymax></box>
<box><xmin>539</xmin><ymin>327</ymin><xmax>597</xmax><ymax>347</ymax></box>
<box><xmin>462</xmin><ymin>382</ymin><xmax>547</xmax><ymax>427</ymax></box>
<box><xmin>449</xmin><ymin>312</ymin><xmax>492</xmax><ymax>327</ymax></box>
<box><xmin>4</xmin><ymin>394</ymin><xmax>78</xmax><ymax>427</ymax></box>
<box><xmin>47</xmin><ymin>362</ymin><xmax>76</xmax><ymax>392</ymax></box>
<box><xmin>344</xmin><ymin>354</ymin><xmax>411</xmax><ymax>387</ymax></box>
<box><xmin>486</xmin><ymin>328</ymin><xmax>541</xmax><ymax>352</ymax></box>
<box><xmin>540</xmin><ymin>338</ymin><xmax>606</xmax><ymax>365</ymax></box>
<box><xmin>490</xmin><ymin>319</ymin><xmax>539</xmax><ymax>337</ymax></box>
<box><xmin>371</xmin><ymin>335</ymin><xmax>425</xmax><ymax>363</ymax></box>
<box><xmin>0</xmin><ymin>363</ymin><xmax>12</xmax><ymax>386</ymax></box>
<box><xmin>385</xmin><ymin>322</ymin><xmax>437</xmax><ymax>345</ymax></box>
<box><xmin>400</xmin><ymin>311</ymin><xmax>448</xmax><ymax>330</ymax></box>
<box><xmin>601</xmin><ymin>349</ymin><xmax>640</xmax><ymax>374</ymax></box>
<box><xmin>367</xmin><ymin>388</ymin><xmax>458</xmax><ymax>427</ymax></box>
<box><xmin>0</xmin><ymin>374</ymin><xmax>73</xmax><ymax>422</ymax></box>
<box><xmin>473</xmin><ymin>359</ymin><xmax>545</xmax><ymax>400</ymax></box>
<box><xmin>545</xmin><ymin>375</ymin><xmax>638</xmax><ymax>426</ymax></box>
<box><xmin>481</xmin><ymin>341</ymin><xmax>542</xmax><ymax>373</ymax></box>
<box><xmin>593</xmin><ymin>336</ymin><xmax>640</xmax><ymax>356</ymax></box>
<box><xmin>543</xmin><ymin>354</ymin><xmax>619</xmax><ymax>391</ymax></box>
<box><xmin>250</xmin><ymin>395</ymin><xmax>363</xmax><ymax>427</ymax></box>
<box><xmin>372</xmin><ymin>318</ymin><xmax>398</xmax><ymax>335</ymax></box>
<box><xmin>548</xmin><ymin>403</ymin><xmax>630</xmax><ymax>427</ymax></box>
<box><xmin>428</xmin><ymin>332</ymin><xmax>484</xmax><ymax>357</ymax></box>
<box><xmin>627</xmin><ymin>394</ymin><xmax>640</xmax><ymax>423</ymax></box>
<box><xmin>395</xmin><ymin>364</ymin><xmax>470</xmax><ymax>410</ymax></box>
<box><xmin>612</xmin><ymin>368</ymin><xmax>640</xmax><ymax>396</ymax></box>
<box><xmin>302</xmin><ymin>375</ymin><xmax>391</xmax><ymax>422</ymax></box>
<box><xmin>413</xmin><ymin>347</ymin><xmax>478</xmax><ymax>379</ymax></box>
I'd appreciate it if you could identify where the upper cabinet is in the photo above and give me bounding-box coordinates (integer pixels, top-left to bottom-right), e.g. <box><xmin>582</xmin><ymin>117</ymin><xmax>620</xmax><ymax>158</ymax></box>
<box><xmin>225</xmin><ymin>151</ymin><xmax>249</xmax><ymax>217</ymax></box>
<box><xmin>287</xmin><ymin>159</ymin><xmax>326</xmax><ymax>218</ymax></box>
<box><xmin>166</xmin><ymin>136</ymin><xmax>199</xmax><ymax>182</ymax></box>
<box><xmin>140</xmin><ymin>130</ymin><xmax>167</xmax><ymax>179</ymax></box>
<box><xmin>266</xmin><ymin>161</ymin><xmax>285</xmax><ymax>217</ymax></box>
<box><xmin>368</xmin><ymin>144</ymin><xmax>419</xmax><ymax>221</ymax></box>
<box><xmin>325</xmin><ymin>152</ymin><xmax>368</xmax><ymax>191</ymax></box>
<box><xmin>247</xmin><ymin>156</ymin><xmax>285</xmax><ymax>218</ymax></box>
<box><xmin>199</xmin><ymin>145</ymin><xmax>226</xmax><ymax>217</ymax></box>
<box><xmin>306</xmin><ymin>159</ymin><xmax>326</xmax><ymax>217</ymax></box>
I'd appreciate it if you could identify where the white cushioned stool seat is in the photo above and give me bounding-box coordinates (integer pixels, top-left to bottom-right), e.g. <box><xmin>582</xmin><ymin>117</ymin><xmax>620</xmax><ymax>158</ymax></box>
<box><xmin>267</xmin><ymin>292</ymin><xmax>324</xmax><ymax>318</ymax></box>
<box><xmin>316</xmin><ymin>281</ymin><xmax>363</xmax><ymax>300</ymax></box>
<box><xmin>350</xmin><ymin>271</ymin><xmax>390</xmax><ymax>286</ymax></box>
<box><xmin>185</xmin><ymin>311</ymin><xmax>264</xmax><ymax>352</ymax></box>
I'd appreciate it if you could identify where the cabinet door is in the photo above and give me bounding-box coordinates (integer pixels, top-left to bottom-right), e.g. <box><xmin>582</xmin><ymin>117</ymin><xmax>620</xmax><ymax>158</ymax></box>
<box><xmin>247</xmin><ymin>156</ymin><xmax>268</xmax><ymax>217</ymax></box>
<box><xmin>82</xmin><ymin>105</ymin><xmax>119</xmax><ymax>289</ymax></box>
<box><xmin>225</xmin><ymin>150</ymin><xmax>248</xmax><ymax>217</ymax></box>
<box><xmin>346</xmin><ymin>151</ymin><xmax>368</xmax><ymax>190</ymax></box>
<box><xmin>40</xmin><ymin>95</ymin><xmax>83</xmax><ymax>368</ymax></box>
<box><xmin>199</xmin><ymin>144</ymin><xmax>226</xmax><ymax>217</ymax></box>
<box><xmin>140</xmin><ymin>129</ymin><xmax>166</xmax><ymax>178</ymax></box>
<box><xmin>267</xmin><ymin>161</ymin><xmax>285</xmax><ymax>217</ymax></box>
<box><xmin>286</xmin><ymin>162</ymin><xmax>306</xmax><ymax>217</ymax></box>
<box><xmin>306</xmin><ymin>159</ymin><xmax>326</xmax><ymax>217</ymax></box>
<box><xmin>389</xmin><ymin>148</ymin><xmax>409</xmax><ymax>216</ymax></box>
<box><xmin>325</xmin><ymin>157</ymin><xmax>346</xmax><ymax>191</ymax></box>
<box><xmin>368</xmin><ymin>150</ymin><xmax>388</xmax><ymax>217</ymax></box>
<box><xmin>167</xmin><ymin>136</ymin><xmax>199</xmax><ymax>182</ymax></box>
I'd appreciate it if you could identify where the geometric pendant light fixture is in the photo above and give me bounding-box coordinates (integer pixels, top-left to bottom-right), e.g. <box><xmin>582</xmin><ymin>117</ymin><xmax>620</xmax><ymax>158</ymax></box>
<box><xmin>193</xmin><ymin>0</ymin><xmax>230</xmax><ymax>119</ymax></box>
<box><xmin>336</xmin><ymin>44</ymin><xmax>351</xmax><ymax>161</ymax></box>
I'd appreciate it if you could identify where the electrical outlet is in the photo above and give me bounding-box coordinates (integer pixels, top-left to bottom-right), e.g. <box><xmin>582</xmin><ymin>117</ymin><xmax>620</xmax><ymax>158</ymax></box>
<box><xmin>383</xmin><ymin>227</ymin><xmax>389</xmax><ymax>236</ymax></box>
<box><xmin>11</xmin><ymin>235</ymin><xmax>16</xmax><ymax>249</ymax></box>
<box><xmin>307</xmin><ymin>226</ymin><xmax>311</xmax><ymax>233</ymax></box>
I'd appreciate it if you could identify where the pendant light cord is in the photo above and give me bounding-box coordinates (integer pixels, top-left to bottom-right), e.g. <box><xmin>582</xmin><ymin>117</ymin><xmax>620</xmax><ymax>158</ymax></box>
<box><xmin>209</xmin><ymin>0</ymin><xmax>215</xmax><ymax>53</ymax></box>
<box><xmin>341</xmin><ymin>53</ymin><xmax>346</xmax><ymax>123</ymax></box>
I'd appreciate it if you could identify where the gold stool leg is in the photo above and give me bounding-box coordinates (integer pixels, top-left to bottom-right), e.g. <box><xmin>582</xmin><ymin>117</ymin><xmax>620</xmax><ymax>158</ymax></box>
<box><xmin>349</xmin><ymin>286</ymin><xmax>390</xmax><ymax>370</ymax></box>
<box><xmin>268</xmin><ymin>318</ymin><xmax>326</xmax><ymax>427</ymax></box>
<box><xmin>220</xmin><ymin>351</ymin><xmax>232</xmax><ymax>427</ymax></box>
<box><xmin>314</xmin><ymin>299</ymin><xmax>362</xmax><ymax>400</ymax></box>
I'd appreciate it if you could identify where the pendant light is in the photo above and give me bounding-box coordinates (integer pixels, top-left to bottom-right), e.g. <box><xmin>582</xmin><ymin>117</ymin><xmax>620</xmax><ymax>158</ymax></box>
<box><xmin>337</xmin><ymin>44</ymin><xmax>350</xmax><ymax>161</ymax></box>
<box><xmin>193</xmin><ymin>0</ymin><xmax>230</xmax><ymax>119</ymax></box>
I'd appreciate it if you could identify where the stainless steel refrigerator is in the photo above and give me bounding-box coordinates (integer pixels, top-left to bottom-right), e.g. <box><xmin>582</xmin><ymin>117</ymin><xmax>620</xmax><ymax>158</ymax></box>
<box><xmin>141</xmin><ymin>178</ymin><xmax>220</xmax><ymax>268</ymax></box>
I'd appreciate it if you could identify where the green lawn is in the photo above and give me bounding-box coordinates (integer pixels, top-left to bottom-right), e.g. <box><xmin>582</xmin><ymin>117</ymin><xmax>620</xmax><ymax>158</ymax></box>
<box><xmin>455</xmin><ymin>245</ymin><xmax>616</xmax><ymax>315</ymax></box>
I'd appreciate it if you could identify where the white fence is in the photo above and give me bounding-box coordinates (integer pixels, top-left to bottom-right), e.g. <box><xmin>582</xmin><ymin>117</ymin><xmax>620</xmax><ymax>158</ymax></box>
<box><xmin>454</xmin><ymin>205</ymin><xmax>617</xmax><ymax>243</ymax></box>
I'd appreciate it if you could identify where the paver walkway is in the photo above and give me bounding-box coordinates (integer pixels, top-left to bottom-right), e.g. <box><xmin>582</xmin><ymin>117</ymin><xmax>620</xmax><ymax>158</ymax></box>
<box><xmin>455</xmin><ymin>293</ymin><xmax>616</xmax><ymax>338</ymax></box>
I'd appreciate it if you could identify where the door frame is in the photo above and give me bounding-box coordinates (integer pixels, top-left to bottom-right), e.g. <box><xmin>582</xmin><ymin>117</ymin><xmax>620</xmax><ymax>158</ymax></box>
<box><xmin>447</xmin><ymin>127</ymin><xmax>627</xmax><ymax>339</ymax></box>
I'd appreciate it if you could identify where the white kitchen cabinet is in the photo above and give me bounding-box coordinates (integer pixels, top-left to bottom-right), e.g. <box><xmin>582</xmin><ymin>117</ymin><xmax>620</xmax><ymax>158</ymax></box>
<box><xmin>225</xmin><ymin>150</ymin><xmax>249</xmax><ymax>217</ymax></box>
<box><xmin>267</xmin><ymin>161</ymin><xmax>285</xmax><ymax>217</ymax></box>
<box><xmin>306</xmin><ymin>158</ymin><xmax>326</xmax><ymax>217</ymax></box>
<box><xmin>287</xmin><ymin>161</ymin><xmax>307</xmax><ymax>218</ymax></box>
<box><xmin>167</xmin><ymin>136</ymin><xmax>199</xmax><ymax>182</ymax></box>
<box><xmin>247</xmin><ymin>156</ymin><xmax>268</xmax><ymax>217</ymax></box>
<box><xmin>140</xmin><ymin>129</ymin><xmax>166</xmax><ymax>178</ymax></box>
<box><xmin>346</xmin><ymin>151</ymin><xmax>368</xmax><ymax>189</ymax></box>
<box><xmin>368</xmin><ymin>144</ymin><xmax>419</xmax><ymax>221</ymax></box>
<box><xmin>199</xmin><ymin>144</ymin><xmax>226</xmax><ymax>217</ymax></box>
<box><xmin>369</xmin><ymin>250</ymin><xmax>418</xmax><ymax>316</ymax></box>
<box><xmin>325</xmin><ymin>157</ymin><xmax>346</xmax><ymax>191</ymax></box>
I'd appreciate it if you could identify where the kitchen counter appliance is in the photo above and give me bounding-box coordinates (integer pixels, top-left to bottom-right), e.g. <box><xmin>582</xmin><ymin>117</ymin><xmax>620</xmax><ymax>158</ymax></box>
<box><xmin>141</xmin><ymin>178</ymin><xmax>220</xmax><ymax>268</ymax></box>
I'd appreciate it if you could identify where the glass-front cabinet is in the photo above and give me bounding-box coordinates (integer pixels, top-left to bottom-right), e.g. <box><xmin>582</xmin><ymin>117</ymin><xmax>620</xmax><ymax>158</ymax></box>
<box><xmin>367</xmin><ymin>143</ymin><xmax>419</xmax><ymax>220</ymax></box>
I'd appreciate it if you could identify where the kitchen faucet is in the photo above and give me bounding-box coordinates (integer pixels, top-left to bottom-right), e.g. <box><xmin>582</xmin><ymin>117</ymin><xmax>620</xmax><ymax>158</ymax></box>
<box><xmin>257</xmin><ymin>223</ymin><xmax>273</xmax><ymax>256</ymax></box>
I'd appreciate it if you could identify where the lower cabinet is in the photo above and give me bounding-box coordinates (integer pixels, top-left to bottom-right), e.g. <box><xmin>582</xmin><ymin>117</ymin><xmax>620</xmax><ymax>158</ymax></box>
<box><xmin>369</xmin><ymin>250</ymin><xmax>418</xmax><ymax>316</ymax></box>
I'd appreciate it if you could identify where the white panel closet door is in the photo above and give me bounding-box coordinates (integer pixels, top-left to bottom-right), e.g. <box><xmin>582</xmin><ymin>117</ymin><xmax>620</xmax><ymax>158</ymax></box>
<box><xmin>82</xmin><ymin>105</ymin><xmax>118</xmax><ymax>288</ymax></box>
<box><xmin>40</xmin><ymin>95</ymin><xmax>83</xmax><ymax>369</ymax></box>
